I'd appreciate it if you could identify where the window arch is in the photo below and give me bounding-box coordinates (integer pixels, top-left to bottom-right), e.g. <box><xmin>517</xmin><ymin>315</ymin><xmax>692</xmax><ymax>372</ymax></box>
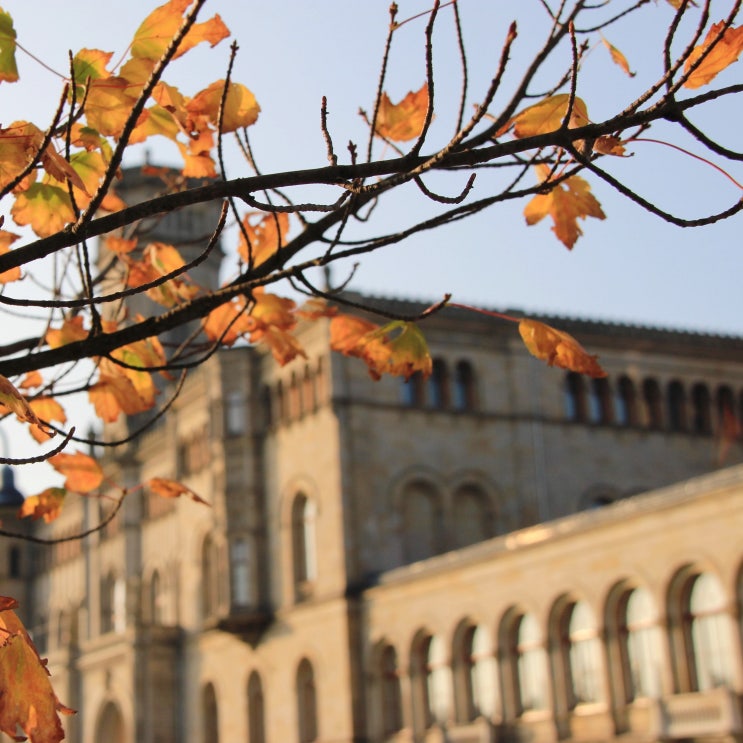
<box><xmin>202</xmin><ymin>682</ymin><xmax>219</xmax><ymax>743</ymax></box>
<box><xmin>565</xmin><ymin>372</ymin><xmax>586</xmax><ymax>422</ymax></box>
<box><xmin>291</xmin><ymin>493</ymin><xmax>317</xmax><ymax>600</ymax></box>
<box><xmin>230</xmin><ymin>537</ymin><xmax>253</xmax><ymax>608</ymax></box>
<box><xmin>401</xmin><ymin>372</ymin><xmax>425</xmax><ymax>407</ymax></box>
<box><xmin>691</xmin><ymin>383</ymin><xmax>711</xmax><ymax>434</ymax></box>
<box><xmin>401</xmin><ymin>481</ymin><xmax>443</xmax><ymax>563</ymax></box>
<box><xmin>614</xmin><ymin>376</ymin><xmax>637</xmax><ymax>426</ymax></box>
<box><xmin>95</xmin><ymin>700</ymin><xmax>125</xmax><ymax>743</ymax></box>
<box><xmin>642</xmin><ymin>378</ymin><xmax>663</xmax><ymax>430</ymax></box>
<box><xmin>588</xmin><ymin>377</ymin><xmax>612</xmax><ymax>424</ymax></box>
<box><xmin>619</xmin><ymin>587</ymin><xmax>663</xmax><ymax>700</ymax></box>
<box><xmin>296</xmin><ymin>658</ymin><xmax>318</xmax><ymax>743</ymax></box>
<box><xmin>453</xmin><ymin>360</ymin><xmax>476</xmax><ymax>411</ymax></box>
<box><xmin>427</xmin><ymin>358</ymin><xmax>448</xmax><ymax>409</ymax></box>
<box><xmin>667</xmin><ymin>380</ymin><xmax>687</xmax><ymax>432</ymax></box>
<box><xmin>247</xmin><ymin>671</ymin><xmax>266</xmax><ymax>743</ymax></box>
<box><xmin>378</xmin><ymin>644</ymin><xmax>403</xmax><ymax>736</ymax></box>
<box><xmin>686</xmin><ymin>572</ymin><xmax>735</xmax><ymax>690</ymax></box>
<box><xmin>514</xmin><ymin>612</ymin><xmax>549</xmax><ymax>713</ymax></box>
<box><xmin>100</xmin><ymin>572</ymin><xmax>125</xmax><ymax>634</ymax></box>
<box><xmin>453</xmin><ymin>623</ymin><xmax>496</xmax><ymax>723</ymax></box>
<box><xmin>452</xmin><ymin>484</ymin><xmax>490</xmax><ymax>548</ymax></box>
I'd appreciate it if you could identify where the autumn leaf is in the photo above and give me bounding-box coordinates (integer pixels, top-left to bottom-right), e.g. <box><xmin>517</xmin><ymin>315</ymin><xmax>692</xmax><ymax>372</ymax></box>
<box><xmin>375</xmin><ymin>84</ymin><xmax>429</xmax><ymax>142</ymax></box>
<box><xmin>0</xmin><ymin>375</ymin><xmax>46</xmax><ymax>429</ymax></box>
<box><xmin>684</xmin><ymin>21</ymin><xmax>743</xmax><ymax>89</ymax></box>
<box><xmin>11</xmin><ymin>183</ymin><xmax>76</xmax><ymax>238</ymax></box>
<box><xmin>125</xmin><ymin>241</ymin><xmax>199</xmax><ymax>307</ymax></box>
<box><xmin>0</xmin><ymin>598</ymin><xmax>74</xmax><ymax>743</ymax></box>
<box><xmin>593</xmin><ymin>135</ymin><xmax>626</xmax><ymax>157</ymax></box>
<box><xmin>46</xmin><ymin>316</ymin><xmax>88</xmax><ymax>349</ymax></box>
<box><xmin>330</xmin><ymin>315</ymin><xmax>432</xmax><ymax>381</ymax></box>
<box><xmin>131</xmin><ymin>0</ymin><xmax>230</xmax><ymax>61</ymax></box>
<box><xmin>0</xmin><ymin>8</ymin><xmax>18</xmax><ymax>83</ymax></box>
<box><xmin>88</xmin><ymin>372</ymin><xmax>151</xmax><ymax>422</ymax></box>
<box><xmin>18</xmin><ymin>488</ymin><xmax>67</xmax><ymax>523</ymax></box>
<box><xmin>523</xmin><ymin>164</ymin><xmax>605</xmax><ymax>249</ymax></box>
<box><xmin>601</xmin><ymin>36</ymin><xmax>635</xmax><ymax>77</ymax></box>
<box><xmin>18</xmin><ymin>370</ymin><xmax>42</xmax><ymax>390</ymax></box>
<box><xmin>28</xmin><ymin>397</ymin><xmax>66</xmax><ymax>443</ymax></box>
<box><xmin>519</xmin><ymin>318</ymin><xmax>607</xmax><ymax>378</ymax></box>
<box><xmin>0</xmin><ymin>121</ymin><xmax>44</xmax><ymax>190</ymax></box>
<box><xmin>510</xmin><ymin>94</ymin><xmax>590</xmax><ymax>138</ymax></box>
<box><xmin>0</xmin><ymin>229</ymin><xmax>21</xmax><ymax>283</ymax></box>
<box><xmin>237</xmin><ymin>212</ymin><xmax>289</xmax><ymax>266</ymax></box>
<box><xmin>105</xmin><ymin>235</ymin><xmax>138</xmax><ymax>255</ymax></box>
<box><xmin>148</xmin><ymin>477</ymin><xmax>209</xmax><ymax>505</ymax></box>
<box><xmin>202</xmin><ymin>297</ymin><xmax>254</xmax><ymax>347</ymax></box>
<box><xmin>187</xmin><ymin>79</ymin><xmax>260</xmax><ymax>132</ymax></box>
<box><xmin>48</xmin><ymin>451</ymin><xmax>104</xmax><ymax>493</ymax></box>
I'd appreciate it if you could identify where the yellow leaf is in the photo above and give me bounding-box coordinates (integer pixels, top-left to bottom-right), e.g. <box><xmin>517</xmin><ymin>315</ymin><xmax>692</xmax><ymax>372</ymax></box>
<box><xmin>10</xmin><ymin>183</ymin><xmax>76</xmax><ymax>238</ymax></box>
<box><xmin>0</xmin><ymin>375</ymin><xmax>44</xmax><ymax>428</ymax></box>
<box><xmin>523</xmin><ymin>165</ymin><xmax>605</xmax><ymax>249</ymax></box>
<box><xmin>0</xmin><ymin>229</ymin><xmax>21</xmax><ymax>283</ymax></box>
<box><xmin>519</xmin><ymin>318</ymin><xmax>607</xmax><ymax>378</ymax></box>
<box><xmin>48</xmin><ymin>451</ymin><xmax>104</xmax><ymax>494</ymax></box>
<box><xmin>0</xmin><ymin>8</ymin><xmax>19</xmax><ymax>83</ymax></box>
<box><xmin>131</xmin><ymin>0</ymin><xmax>230</xmax><ymax>61</ymax></box>
<box><xmin>684</xmin><ymin>21</ymin><xmax>743</xmax><ymax>89</ymax></box>
<box><xmin>0</xmin><ymin>121</ymin><xmax>44</xmax><ymax>190</ymax></box>
<box><xmin>148</xmin><ymin>477</ymin><xmax>209</xmax><ymax>505</ymax></box>
<box><xmin>375</xmin><ymin>84</ymin><xmax>429</xmax><ymax>142</ymax></box>
<box><xmin>0</xmin><ymin>598</ymin><xmax>75</xmax><ymax>742</ymax></box>
<box><xmin>28</xmin><ymin>397</ymin><xmax>66</xmax><ymax>443</ymax></box>
<box><xmin>511</xmin><ymin>94</ymin><xmax>590</xmax><ymax>138</ymax></box>
<box><xmin>88</xmin><ymin>373</ymin><xmax>151</xmax><ymax>422</ymax></box>
<box><xmin>17</xmin><ymin>487</ymin><xmax>67</xmax><ymax>523</ymax></box>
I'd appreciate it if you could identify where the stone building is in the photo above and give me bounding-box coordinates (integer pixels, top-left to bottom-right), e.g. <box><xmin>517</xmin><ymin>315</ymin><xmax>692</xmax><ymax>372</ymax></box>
<box><xmin>3</xmin><ymin>173</ymin><xmax>743</xmax><ymax>742</ymax></box>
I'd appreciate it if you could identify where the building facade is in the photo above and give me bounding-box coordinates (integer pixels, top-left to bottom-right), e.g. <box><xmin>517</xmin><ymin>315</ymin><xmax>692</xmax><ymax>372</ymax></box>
<box><xmin>3</xmin><ymin>294</ymin><xmax>741</xmax><ymax>743</ymax></box>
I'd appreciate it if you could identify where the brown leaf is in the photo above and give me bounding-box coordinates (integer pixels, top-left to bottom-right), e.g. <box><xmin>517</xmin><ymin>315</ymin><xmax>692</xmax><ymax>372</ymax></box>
<box><xmin>375</xmin><ymin>84</ymin><xmax>429</xmax><ymax>142</ymax></box>
<box><xmin>17</xmin><ymin>488</ymin><xmax>67</xmax><ymax>523</ymax></box>
<box><xmin>519</xmin><ymin>318</ymin><xmax>607</xmax><ymax>378</ymax></box>
<box><xmin>148</xmin><ymin>477</ymin><xmax>209</xmax><ymax>505</ymax></box>
<box><xmin>601</xmin><ymin>36</ymin><xmax>635</xmax><ymax>77</ymax></box>
<box><xmin>684</xmin><ymin>21</ymin><xmax>743</xmax><ymax>89</ymax></box>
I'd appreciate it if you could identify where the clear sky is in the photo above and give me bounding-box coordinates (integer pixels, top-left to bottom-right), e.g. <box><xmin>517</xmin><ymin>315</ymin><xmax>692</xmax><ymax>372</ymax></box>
<box><xmin>1</xmin><ymin>0</ymin><xmax>742</xmax><ymax>490</ymax></box>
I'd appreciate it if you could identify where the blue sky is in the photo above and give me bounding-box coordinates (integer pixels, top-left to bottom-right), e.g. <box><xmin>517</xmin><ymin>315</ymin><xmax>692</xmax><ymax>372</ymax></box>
<box><xmin>1</xmin><ymin>0</ymin><xmax>742</xmax><ymax>490</ymax></box>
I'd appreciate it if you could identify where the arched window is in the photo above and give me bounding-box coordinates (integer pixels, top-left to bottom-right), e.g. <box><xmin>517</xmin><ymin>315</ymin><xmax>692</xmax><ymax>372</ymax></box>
<box><xmin>292</xmin><ymin>494</ymin><xmax>317</xmax><ymax>600</ymax></box>
<box><xmin>201</xmin><ymin>534</ymin><xmax>221</xmax><ymax>620</ymax></box>
<box><xmin>453</xmin><ymin>361</ymin><xmax>476</xmax><ymax>412</ymax></box>
<box><xmin>95</xmin><ymin>700</ymin><xmax>125</xmax><ymax>743</ymax></box>
<box><xmin>454</xmin><ymin>624</ymin><xmax>496</xmax><ymax>723</ymax></box>
<box><xmin>565</xmin><ymin>372</ymin><xmax>586</xmax><ymax>422</ymax></box>
<box><xmin>230</xmin><ymin>537</ymin><xmax>252</xmax><ymax>608</ymax></box>
<box><xmin>642</xmin><ymin>378</ymin><xmax>663</xmax><ymax>430</ymax></box>
<box><xmin>691</xmin><ymin>383</ymin><xmax>711</xmax><ymax>434</ymax></box>
<box><xmin>8</xmin><ymin>545</ymin><xmax>21</xmax><ymax>578</ymax></box>
<box><xmin>620</xmin><ymin>587</ymin><xmax>663</xmax><ymax>700</ymax></box>
<box><xmin>302</xmin><ymin>364</ymin><xmax>316</xmax><ymax>415</ymax></box>
<box><xmin>588</xmin><ymin>377</ymin><xmax>612</xmax><ymax>424</ymax></box>
<box><xmin>515</xmin><ymin>613</ymin><xmax>548</xmax><ymax>713</ymax></box>
<box><xmin>247</xmin><ymin>671</ymin><xmax>266</xmax><ymax>743</ymax></box>
<box><xmin>686</xmin><ymin>572</ymin><xmax>735</xmax><ymax>690</ymax></box>
<box><xmin>202</xmin><ymin>682</ymin><xmax>219</xmax><ymax>743</ymax></box>
<box><xmin>402</xmin><ymin>481</ymin><xmax>442</xmax><ymax>563</ymax></box>
<box><xmin>667</xmin><ymin>380</ymin><xmax>687</xmax><ymax>432</ymax></box>
<box><xmin>100</xmin><ymin>572</ymin><xmax>116</xmax><ymax>634</ymax></box>
<box><xmin>427</xmin><ymin>359</ymin><xmax>448</xmax><ymax>409</ymax></box>
<box><xmin>379</xmin><ymin>645</ymin><xmax>403</xmax><ymax>736</ymax></box>
<box><xmin>560</xmin><ymin>600</ymin><xmax>603</xmax><ymax>706</ymax></box>
<box><xmin>401</xmin><ymin>372</ymin><xmax>425</xmax><ymax>407</ymax></box>
<box><xmin>716</xmin><ymin>385</ymin><xmax>737</xmax><ymax>436</ymax></box>
<box><xmin>296</xmin><ymin>659</ymin><xmax>318</xmax><ymax>743</ymax></box>
<box><xmin>452</xmin><ymin>485</ymin><xmax>490</xmax><ymax>548</ymax></box>
<box><xmin>410</xmin><ymin>633</ymin><xmax>434</xmax><ymax>734</ymax></box>
<box><xmin>614</xmin><ymin>376</ymin><xmax>637</xmax><ymax>426</ymax></box>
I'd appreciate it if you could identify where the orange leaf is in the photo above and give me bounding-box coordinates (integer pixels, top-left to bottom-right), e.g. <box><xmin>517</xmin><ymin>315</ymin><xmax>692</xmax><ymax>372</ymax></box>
<box><xmin>593</xmin><ymin>135</ymin><xmax>626</xmax><ymax>157</ymax></box>
<box><xmin>18</xmin><ymin>370</ymin><xmax>42</xmax><ymax>390</ymax></box>
<box><xmin>88</xmin><ymin>373</ymin><xmax>151</xmax><ymax>422</ymax></box>
<box><xmin>202</xmin><ymin>297</ymin><xmax>254</xmax><ymax>347</ymax></box>
<box><xmin>237</xmin><ymin>212</ymin><xmax>289</xmax><ymax>266</ymax></box>
<box><xmin>28</xmin><ymin>397</ymin><xmax>66</xmax><ymax>443</ymax></box>
<box><xmin>375</xmin><ymin>84</ymin><xmax>429</xmax><ymax>142</ymax></box>
<box><xmin>523</xmin><ymin>165</ymin><xmax>605</xmax><ymax>249</ymax></box>
<box><xmin>17</xmin><ymin>487</ymin><xmax>67</xmax><ymax>523</ymax></box>
<box><xmin>519</xmin><ymin>318</ymin><xmax>607</xmax><ymax>378</ymax></box>
<box><xmin>148</xmin><ymin>477</ymin><xmax>209</xmax><ymax>505</ymax></box>
<box><xmin>601</xmin><ymin>36</ymin><xmax>635</xmax><ymax>77</ymax></box>
<box><xmin>46</xmin><ymin>316</ymin><xmax>88</xmax><ymax>349</ymax></box>
<box><xmin>48</xmin><ymin>451</ymin><xmax>103</xmax><ymax>494</ymax></box>
<box><xmin>105</xmin><ymin>236</ymin><xmax>138</xmax><ymax>255</ymax></box>
<box><xmin>511</xmin><ymin>94</ymin><xmax>590</xmax><ymax>138</ymax></box>
<box><xmin>684</xmin><ymin>21</ymin><xmax>743</xmax><ymax>89</ymax></box>
<box><xmin>330</xmin><ymin>315</ymin><xmax>432</xmax><ymax>381</ymax></box>
<box><xmin>0</xmin><ymin>598</ymin><xmax>75</xmax><ymax>742</ymax></box>
<box><xmin>187</xmin><ymin>80</ymin><xmax>260</xmax><ymax>133</ymax></box>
